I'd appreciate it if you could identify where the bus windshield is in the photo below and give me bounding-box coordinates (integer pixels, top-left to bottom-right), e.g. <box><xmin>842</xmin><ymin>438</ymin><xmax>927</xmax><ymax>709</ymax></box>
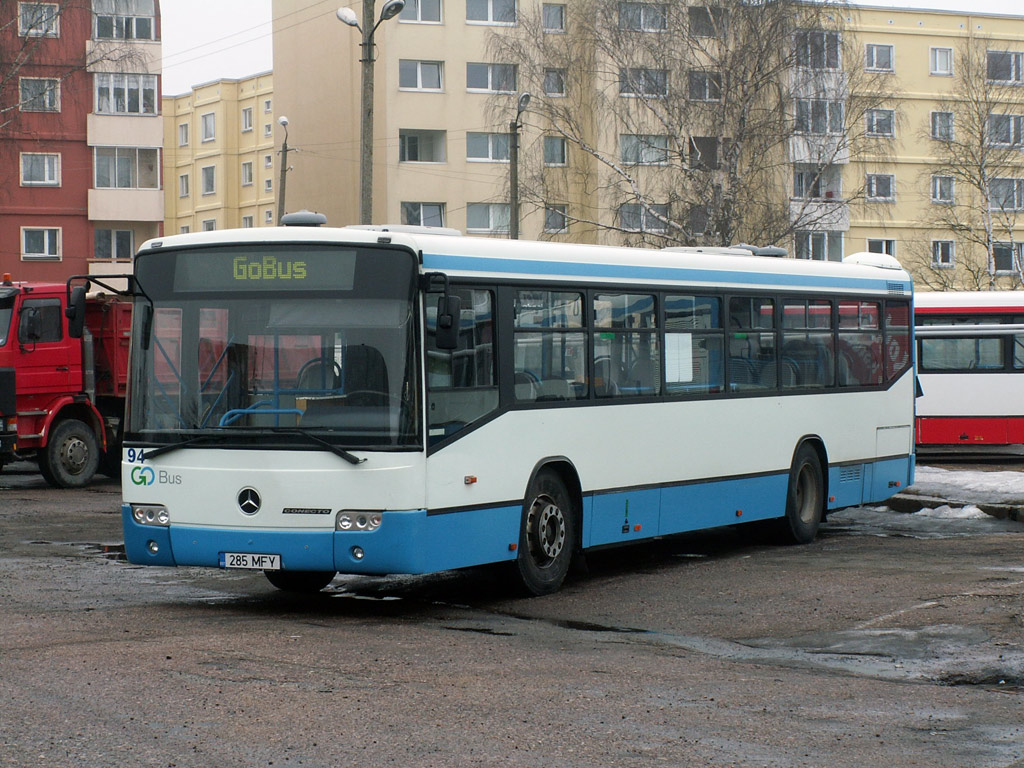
<box><xmin>128</xmin><ymin>244</ymin><xmax>420</xmax><ymax>448</ymax></box>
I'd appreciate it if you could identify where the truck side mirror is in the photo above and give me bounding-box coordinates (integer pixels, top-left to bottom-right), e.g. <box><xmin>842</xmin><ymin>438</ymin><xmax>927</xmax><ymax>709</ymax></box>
<box><xmin>434</xmin><ymin>295</ymin><xmax>461</xmax><ymax>351</ymax></box>
<box><xmin>66</xmin><ymin>285</ymin><xmax>87</xmax><ymax>339</ymax></box>
<box><xmin>18</xmin><ymin>307</ymin><xmax>41</xmax><ymax>345</ymax></box>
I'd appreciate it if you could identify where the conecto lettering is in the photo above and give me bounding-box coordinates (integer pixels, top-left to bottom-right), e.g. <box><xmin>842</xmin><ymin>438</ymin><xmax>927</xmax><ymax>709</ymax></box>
<box><xmin>232</xmin><ymin>255</ymin><xmax>308</xmax><ymax>281</ymax></box>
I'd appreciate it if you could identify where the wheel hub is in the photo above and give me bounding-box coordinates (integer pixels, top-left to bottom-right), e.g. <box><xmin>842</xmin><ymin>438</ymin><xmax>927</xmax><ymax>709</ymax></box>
<box><xmin>528</xmin><ymin>496</ymin><xmax>566</xmax><ymax>564</ymax></box>
<box><xmin>61</xmin><ymin>437</ymin><xmax>88</xmax><ymax>474</ymax></box>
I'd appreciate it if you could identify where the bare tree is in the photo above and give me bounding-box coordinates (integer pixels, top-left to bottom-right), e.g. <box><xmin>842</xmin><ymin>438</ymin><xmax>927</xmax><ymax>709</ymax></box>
<box><xmin>907</xmin><ymin>35</ymin><xmax>1024</xmax><ymax>290</ymax></box>
<box><xmin>488</xmin><ymin>0</ymin><xmax>896</xmax><ymax>249</ymax></box>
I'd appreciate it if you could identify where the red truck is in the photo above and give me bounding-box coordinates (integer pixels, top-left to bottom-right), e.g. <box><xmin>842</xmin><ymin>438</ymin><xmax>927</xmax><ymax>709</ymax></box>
<box><xmin>0</xmin><ymin>273</ymin><xmax>130</xmax><ymax>487</ymax></box>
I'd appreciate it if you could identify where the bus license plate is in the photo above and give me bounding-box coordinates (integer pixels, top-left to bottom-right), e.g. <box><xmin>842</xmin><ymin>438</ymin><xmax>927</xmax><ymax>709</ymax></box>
<box><xmin>220</xmin><ymin>552</ymin><xmax>281</xmax><ymax>571</ymax></box>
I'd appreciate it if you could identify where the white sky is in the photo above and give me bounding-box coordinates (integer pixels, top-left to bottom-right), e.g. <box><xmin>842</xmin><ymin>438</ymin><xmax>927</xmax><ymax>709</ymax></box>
<box><xmin>158</xmin><ymin>0</ymin><xmax>1024</xmax><ymax>96</ymax></box>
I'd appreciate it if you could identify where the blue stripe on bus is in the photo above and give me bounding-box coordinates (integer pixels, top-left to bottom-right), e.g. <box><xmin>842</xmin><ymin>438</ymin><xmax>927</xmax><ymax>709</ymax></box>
<box><xmin>421</xmin><ymin>253</ymin><xmax>911</xmax><ymax>293</ymax></box>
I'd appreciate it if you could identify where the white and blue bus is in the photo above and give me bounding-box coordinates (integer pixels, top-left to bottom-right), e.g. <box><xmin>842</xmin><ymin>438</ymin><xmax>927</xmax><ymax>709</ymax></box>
<box><xmin>111</xmin><ymin>219</ymin><xmax>914</xmax><ymax>595</ymax></box>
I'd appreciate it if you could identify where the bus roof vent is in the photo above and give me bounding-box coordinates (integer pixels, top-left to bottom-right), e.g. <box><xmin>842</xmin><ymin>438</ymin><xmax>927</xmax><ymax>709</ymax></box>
<box><xmin>844</xmin><ymin>251</ymin><xmax>903</xmax><ymax>270</ymax></box>
<box><xmin>734</xmin><ymin>243</ymin><xmax>787</xmax><ymax>258</ymax></box>
<box><xmin>280</xmin><ymin>210</ymin><xmax>328</xmax><ymax>227</ymax></box>
<box><xmin>346</xmin><ymin>224</ymin><xmax>463</xmax><ymax>237</ymax></box>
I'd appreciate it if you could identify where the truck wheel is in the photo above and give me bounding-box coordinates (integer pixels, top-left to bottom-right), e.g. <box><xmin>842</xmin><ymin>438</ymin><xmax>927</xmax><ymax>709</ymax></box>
<box><xmin>40</xmin><ymin>419</ymin><xmax>100</xmax><ymax>488</ymax></box>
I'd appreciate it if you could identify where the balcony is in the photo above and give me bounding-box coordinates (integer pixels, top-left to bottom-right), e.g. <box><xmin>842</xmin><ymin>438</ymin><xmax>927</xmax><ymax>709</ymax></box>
<box><xmin>89</xmin><ymin>188</ymin><xmax>164</xmax><ymax>222</ymax></box>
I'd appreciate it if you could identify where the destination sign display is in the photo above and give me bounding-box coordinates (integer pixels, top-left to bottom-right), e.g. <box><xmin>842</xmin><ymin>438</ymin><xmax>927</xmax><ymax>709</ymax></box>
<box><xmin>172</xmin><ymin>247</ymin><xmax>357</xmax><ymax>292</ymax></box>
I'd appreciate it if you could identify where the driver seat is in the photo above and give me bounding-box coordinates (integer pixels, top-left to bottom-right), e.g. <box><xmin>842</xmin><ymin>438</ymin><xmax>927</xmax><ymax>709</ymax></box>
<box><xmin>342</xmin><ymin>344</ymin><xmax>389</xmax><ymax>407</ymax></box>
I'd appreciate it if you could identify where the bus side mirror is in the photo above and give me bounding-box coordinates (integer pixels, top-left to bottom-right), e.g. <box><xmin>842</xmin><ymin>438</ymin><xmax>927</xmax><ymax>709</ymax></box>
<box><xmin>435</xmin><ymin>295</ymin><xmax>461</xmax><ymax>350</ymax></box>
<box><xmin>66</xmin><ymin>285</ymin><xmax>87</xmax><ymax>339</ymax></box>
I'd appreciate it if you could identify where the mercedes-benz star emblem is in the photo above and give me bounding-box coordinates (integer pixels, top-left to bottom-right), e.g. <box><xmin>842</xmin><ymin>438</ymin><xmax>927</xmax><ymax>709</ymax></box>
<box><xmin>237</xmin><ymin>487</ymin><xmax>261</xmax><ymax>515</ymax></box>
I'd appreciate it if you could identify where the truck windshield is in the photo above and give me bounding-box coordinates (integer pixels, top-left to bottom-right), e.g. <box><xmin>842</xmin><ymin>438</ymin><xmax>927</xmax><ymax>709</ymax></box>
<box><xmin>128</xmin><ymin>244</ymin><xmax>421</xmax><ymax>449</ymax></box>
<box><xmin>0</xmin><ymin>291</ymin><xmax>15</xmax><ymax>347</ymax></box>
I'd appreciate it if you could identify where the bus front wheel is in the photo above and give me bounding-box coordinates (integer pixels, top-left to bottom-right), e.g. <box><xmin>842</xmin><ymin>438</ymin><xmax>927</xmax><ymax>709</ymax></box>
<box><xmin>516</xmin><ymin>469</ymin><xmax>576</xmax><ymax>596</ymax></box>
<box><xmin>775</xmin><ymin>444</ymin><xmax>825</xmax><ymax>545</ymax></box>
<box><xmin>264</xmin><ymin>570</ymin><xmax>336</xmax><ymax>593</ymax></box>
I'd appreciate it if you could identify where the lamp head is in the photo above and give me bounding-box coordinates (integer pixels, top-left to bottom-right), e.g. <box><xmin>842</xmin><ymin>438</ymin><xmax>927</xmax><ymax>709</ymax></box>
<box><xmin>379</xmin><ymin>0</ymin><xmax>406</xmax><ymax>21</ymax></box>
<box><xmin>336</xmin><ymin>7</ymin><xmax>360</xmax><ymax>27</ymax></box>
<box><xmin>516</xmin><ymin>92</ymin><xmax>531</xmax><ymax>116</ymax></box>
<box><xmin>278</xmin><ymin>115</ymin><xmax>289</xmax><ymax>127</ymax></box>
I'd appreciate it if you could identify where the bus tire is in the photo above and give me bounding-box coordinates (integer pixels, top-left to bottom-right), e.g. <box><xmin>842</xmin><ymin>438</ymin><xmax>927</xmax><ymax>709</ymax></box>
<box><xmin>40</xmin><ymin>419</ymin><xmax>100</xmax><ymax>489</ymax></box>
<box><xmin>775</xmin><ymin>444</ymin><xmax>824</xmax><ymax>545</ymax></box>
<box><xmin>516</xmin><ymin>469</ymin><xmax>576</xmax><ymax>596</ymax></box>
<box><xmin>264</xmin><ymin>570</ymin><xmax>336</xmax><ymax>593</ymax></box>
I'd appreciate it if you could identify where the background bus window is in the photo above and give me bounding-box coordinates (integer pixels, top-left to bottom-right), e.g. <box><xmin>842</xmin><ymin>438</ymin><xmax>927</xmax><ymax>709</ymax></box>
<box><xmin>919</xmin><ymin>337</ymin><xmax>1004</xmax><ymax>371</ymax></box>
<box><xmin>665</xmin><ymin>294</ymin><xmax>723</xmax><ymax>394</ymax></box>
<box><xmin>884</xmin><ymin>302</ymin><xmax>911</xmax><ymax>381</ymax></box>
<box><xmin>426</xmin><ymin>288</ymin><xmax>497</xmax><ymax>443</ymax></box>
<box><xmin>728</xmin><ymin>296</ymin><xmax>777</xmax><ymax>391</ymax></box>
<box><xmin>837</xmin><ymin>300</ymin><xmax>883</xmax><ymax>386</ymax></box>
<box><xmin>781</xmin><ymin>299</ymin><xmax>834</xmax><ymax>389</ymax></box>
<box><xmin>514</xmin><ymin>290</ymin><xmax>587</xmax><ymax>402</ymax></box>
<box><xmin>593</xmin><ymin>293</ymin><xmax>659</xmax><ymax>398</ymax></box>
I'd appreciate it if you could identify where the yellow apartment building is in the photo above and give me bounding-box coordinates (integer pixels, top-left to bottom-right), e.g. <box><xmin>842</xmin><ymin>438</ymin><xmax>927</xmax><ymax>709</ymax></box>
<box><xmin>271</xmin><ymin>1</ymin><xmax>1024</xmax><ymax>287</ymax></box>
<box><xmin>163</xmin><ymin>72</ymin><xmax>277</xmax><ymax>233</ymax></box>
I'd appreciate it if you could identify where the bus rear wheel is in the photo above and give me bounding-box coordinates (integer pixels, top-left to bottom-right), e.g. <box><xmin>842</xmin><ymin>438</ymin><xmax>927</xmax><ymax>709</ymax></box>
<box><xmin>264</xmin><ymin>570</ymin><xmax>336</xmax><ymax>593</ymax></box>
<box><xmin>516</xmin><ymin>469</ymin><xmax>576</xmax><ymax>596</ymax></box>
<box><xmin>774</xmin><ymin>444</ymin><xmax>825</xmax><ymax>545</ymax></box>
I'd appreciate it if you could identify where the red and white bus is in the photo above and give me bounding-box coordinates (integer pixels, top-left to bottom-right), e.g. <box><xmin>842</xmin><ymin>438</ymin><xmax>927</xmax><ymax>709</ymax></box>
<box><xmin>915</xmin><ymin>291</ymin><xmax>1024</xmax><ymax>454</ymax></box>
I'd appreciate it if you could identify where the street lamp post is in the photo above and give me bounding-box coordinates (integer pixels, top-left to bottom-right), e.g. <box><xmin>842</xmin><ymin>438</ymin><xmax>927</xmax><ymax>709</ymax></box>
<box><xmin>508</xmin><ymin>92</ymin><xmax>530</xmax><ymax>240</ymax></box>
<box><xmin>276</xmin><ymin>115</ymin><xmax>289</xmax><ymax>223</ymax></box>
<box><xmin>338</xmin><ymin>0</ymin><xmax>405</xmax><ymax>225</ymax></box>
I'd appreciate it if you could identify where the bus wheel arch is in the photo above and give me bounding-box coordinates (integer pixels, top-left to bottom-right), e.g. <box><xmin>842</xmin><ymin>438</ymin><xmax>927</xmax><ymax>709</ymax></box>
<box><xmin>516</xmin><ymin>458</ymin><xmax>581</xmax><ymax>596</ymax></box>
<box><xmin>776</xmin><ymin>437</ymin><xmax>828</xmax><ymax>545</ymax></box>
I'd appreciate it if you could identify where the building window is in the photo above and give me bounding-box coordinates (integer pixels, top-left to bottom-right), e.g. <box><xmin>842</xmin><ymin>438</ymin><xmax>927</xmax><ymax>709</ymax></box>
<box><xmin>867</xmin><ymin>238</ymin><xmax>896</xmax><ymax>256</ymax></box>
<box><xmin>241</xmin><ymin>161</ymin><xmax>253</xmax><ymax>186</ymax></box>
<box><xmin>544</xmin><ymin>135</ymin><xmax>567</xmax><ymax>166</ymax></box>
<box><xmin>401</xmin><ymin>0</ymin><xmax>441</xmax><ymax>22</ymax></box>
<box><xmin>264</xmin><ymin>99</ymin><xmax>272</xmax><ymax>113</ymax></box>
<box><xmin>619</xmin><ymin>203</ymin><xmax>669</xmax><ymax>233</ymax></box>
<box><xmin>264</xmin><ymin>210</ymin><xmax>273</xmax><ymax>224</ymax></box>
<box><xmin>263</xmin><ymin>123</ymin><xmax>272</xmax><ymax>137</ymax></box>
<box><xmin>793</xmin><ymin>165</ymin><xmax>840</xmax><ymax>200</ymax></box>
<box><xmin>795</xmin><ymin>29</ymin><xmax>841</xmax><ymax>70</ymax></box>
<box><xmin>544</xmin><ymin>204</ymin><xmax>568</xmax><ymax>233</ymax></box>
<box><xmin>400</xmin><ymin>129</ymin><xmax>446</xmax><ymax>162</ymax></box>
<box><xmin>988</xmin><ymin>50</ymin><xmax>1024</xmax><ymax>84</ymax></box>
<box><xmin>930</xmin><ymin>47</ymin><xmax>953</xmax><ymax>76</ymax></box>
<box><xmin>865</xmin><ymin>43</ymin><xmax>893</xmax><ymax>72</ymax></box>
<box><xmin>866</xmin><ymin>173</ymin><xmax>895</xmax><ymax>201</ymax></box>
<box><xmin>202</xmin><ymin>220</ymin><xmax>216</xmax><ymax>232</ymax></box>
<box><xmin>94</xmin><ymin>73</ymin><xmax>156</xmax><ymax>115</ymax></box>
<box><xmin>931</xmin><ymin>175</ymin><xmax>954</xmax><ymax>204</ymax></box>
<box><xmin>242</xmin><ymin>215</ymin><xmax>254</xmax><ymax>228</ymax></box>
<box><xmin>866</xmin><ymin>108</ymin><xmax>894</xmax><ymax>137</ymax></box>
<box><xmin>688</xmin><ymin>137</ymin><xmax>719</xmax><ymax>170</ymax></box>
<box><xmin>542</xmin><ymin>3</ymin><xmax>565</xmax><ymax>32</ymax></box>
<box><xmin>19</xmin><ymin>3</ymin><xmax>59</xmax><ymax>37</ymax></box>
<box><xmin>990</xmin><ymin>178</ymin><xmax>1024</xmax><ymax>210</ymax></box>
<box><xmin>179</xmin><ymin>225</ymin><xmax>190</xmax><ymax>234</ymax></box>
<box><xmin>94</xmin><ymin>229</ymin><xmax>133</xmax><ymax>260</ymax></box>
<box><xmin>402</xmin><ymin>202</ymin><xmax>445</xmax><ymax>227</ymax></box>
<box><xmin>688</xmin><ymin>70</ymin><xmax>721</xmax><ymax>101</ymax></box>
<box><xmin>466</xmin><ymin>62</ymin><xmax>516</xmax><ymax>93</ymax></box>
<box><xmin>178</xmin><ymin>123</ymin><xmax>189</xmax><ymax>146</ymax></box>
<box><xmin>201</xmin><ymin>165</ymin><xmax>215</xmax><ymax>195</ymax></box>
<box><xmin>201</xmin><ymin>113</ymin><xmax>215</xmax><ymax>142</ymax></box>
<box><xmin>931</xmin><ymin>111</ymin><xmax>953</xmax><ymax>141</ymax></box>
<box><xmin>466</xmin><ymin>0</ymin><xmax>516</xmax><ymax>24</ymax></box>
<box><xmin>264</xmin><ymin>178</ymin><xmax>273</xmax><ymax>192</ymax></box>
<box><xmin>264</xmin><ymin>154</ymin><xmax>273</xmax><ymax>168</ymax></box>
<box><xmin>795</xmin><ymin>230</ymin><xmax>842</xmax><ymax>261</ymax></box>
<box><xmin>932</xmin><ymin>240</ymin><xmax>955</xmax><ymax>268</ymax></box>
<box><xmin>689</xmin><ymin>6</ymin><xmax>727</xmax><ymax>38</ymax></box>
<box><xmin>621</xmin><ymin>134</ymin><xmax>669</xmax><ymax>165</ymax></box>
<box><xmin>467</xmin><ymin>132</ymin><xmax>509</xmax><ymax>162</ymax></box>
<box><xmin>21</xmin><ymin>153</ymin><xmax>59</xmax><ymax>186</ymax></box>
<box><xmin>544</xmin><ymin>68</ymin><xmax>566</xmax><ymax>97</ymax></box>
<box><xmin>20</xmin><ymin>77</ymin><xmax>59</xmax><ymax>111</ymax></box>
<box><xmin>795</xmin><ymin>99</ymin><xmax>843</xmax><ymax>134</ymax></box>
<box><xmin>619</xmin><ymin>2</ymin><xmax>667</xmax><ymax>32</ymax></box>
<box><xmin>993</xmin><ymin>242</ymin><xmax>1023</xmax><ymax>273</ymax></box>
<box><xmin>94</xmin><ymin>147</ymin><xmax>159</xmax><ymax>189</ymax></box>
<box><xmin>467</xmin><ymin>203</ymin><xmax>510</xmax><ymax>233</ymax></box>
<box><xmin>987</xmin><ymin>113</ymin><xmax>1023</xmax><ymax>146</ymax></box>
<box><xmin>93</xmin><ymin>0</ymin><xmax>155</xmax><ymax>40</ymax></box>
<box><xmin>179</xmin><ymin>173</ymin><xmax>189</xmax><ymax>197</ymax></box>
<box><xmin>241</xmin><ymin>107</ymin><xmax>253</xmax><ymax>132</ymax></box>
<box><xmin>21</xmin><ymin>227</ymin><xmax>60</xmax><ymax>260</ymax></box>
<box><xmin>399</xmin><ymin>60</ymin><xmax>443</xmax><ymax>91</ymax></box>
<box><xmin>619</xmin><ymin>68</ymin><xmax>668</xmax><ymax>97</ymax></box>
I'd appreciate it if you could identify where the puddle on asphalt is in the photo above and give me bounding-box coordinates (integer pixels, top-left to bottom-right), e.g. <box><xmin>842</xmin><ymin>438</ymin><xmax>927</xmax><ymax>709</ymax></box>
<box><xmin>27</xmin><ymin>540</ymin><xmax>127</xmax><ymax>562</ymax></box>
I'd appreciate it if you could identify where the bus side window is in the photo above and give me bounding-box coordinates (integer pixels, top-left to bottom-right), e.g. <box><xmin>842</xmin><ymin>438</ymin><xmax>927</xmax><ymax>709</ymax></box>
<box><xmin>426</xmin><ymin>288</ymin><xmax>497</xmax><ymax>445</ymax></box>
<box><xmin>515</xmin><ymin>290</ymin><xmax>587</xmax><ymax>402</ymax></box>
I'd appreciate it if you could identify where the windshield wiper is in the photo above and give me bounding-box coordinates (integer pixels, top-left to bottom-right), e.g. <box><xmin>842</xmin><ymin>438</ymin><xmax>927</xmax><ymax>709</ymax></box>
<box><xmin>140</xmin><ymin>433</ymin><xmax>231</xmax><ymax>459</ymax></box>
<box><xmin>285</xmin><ymin>428</ymin><xmax>366</xmax><ymax>465</ymax></box>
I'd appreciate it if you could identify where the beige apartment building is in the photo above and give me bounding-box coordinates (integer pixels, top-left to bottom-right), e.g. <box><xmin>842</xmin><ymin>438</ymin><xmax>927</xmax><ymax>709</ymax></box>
<box><xmin>271</xmin><ymin>1</ymin><xmax>1024</xmax><ymax>287</ymax></box>
<box><xmin>163</xmin><ymin>72</ymin><xmax>277</xmax><ymax>233</ymax></box>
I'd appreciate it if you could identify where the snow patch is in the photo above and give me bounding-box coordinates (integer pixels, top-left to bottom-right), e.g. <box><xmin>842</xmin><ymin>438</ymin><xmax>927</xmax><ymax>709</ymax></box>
<box><xmin>913</xmin><ymin>504</ymin><xmax>990</xmax><ymax>520</ymax></box>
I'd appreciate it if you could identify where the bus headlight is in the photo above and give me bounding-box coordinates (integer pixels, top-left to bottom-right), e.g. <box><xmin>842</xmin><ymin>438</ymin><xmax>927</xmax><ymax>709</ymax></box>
<box><xmin>132</xmin><ymin>504</ymin><xmax>170</xmax><ymax>526</ymax></box>
<box><xmin>336</xmin><ymin>511</ymin><xmax>382</xmax><ymax>532</ymax></box>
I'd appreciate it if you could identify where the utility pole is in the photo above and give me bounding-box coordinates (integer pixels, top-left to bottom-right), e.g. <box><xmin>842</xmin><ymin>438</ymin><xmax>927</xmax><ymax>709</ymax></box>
<box><xmin>277</xmin><ymin>116</ymin><xmax>289</xmax><ymax>223</ymax></box>
<box><xmin>509</xmin><ymin>92</ymin><xmax>530</xmax><ymax>240</ymax></box>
